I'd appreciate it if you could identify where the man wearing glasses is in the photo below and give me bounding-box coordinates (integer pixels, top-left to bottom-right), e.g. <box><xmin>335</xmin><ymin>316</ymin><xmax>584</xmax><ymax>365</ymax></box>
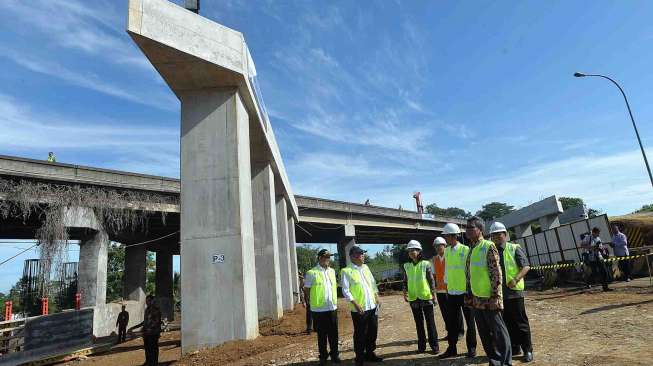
<box><xmin>465</xmin><ymin>216</ymin><xmax>511</xmax><ymax>366</ymax></box>
<box><xmin>341</xmin><ymin>246</ymin><xmax>383</xmax><ymax>365</ymax></box>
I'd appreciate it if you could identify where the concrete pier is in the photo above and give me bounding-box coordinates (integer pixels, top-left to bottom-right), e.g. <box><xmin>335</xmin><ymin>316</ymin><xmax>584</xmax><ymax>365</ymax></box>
<box><xmin>124</xmin><ymin>244</ymin><xmax>147</xmax><ymax>303</ymax></box>
<box><xmin>337</xmin><ymin>224</ymin><xmax>356</xmax><ymax>269</ymax></box>
<box><xmin>78</xmin><ymin>231</ymin><xmax>108</xmax><ymax>308</ymax></box>
<box><xmin>155</xmin><ymin>250</ymin><xmax>174</xmax><ymax>321</ymax></box>
<box><xmin>252</xmin><ymin>163</ymin><xmax>283</xmax><ymax>320</ymax></box>
<box><xmin>287</xmin><ymin>216</ymin><xmax>299</xmax><ymax>304</ymax></box>
<box><xmin>276</xmin><ymin>196</ymin><xmax>293</xmax><ymax>311</ymax></box>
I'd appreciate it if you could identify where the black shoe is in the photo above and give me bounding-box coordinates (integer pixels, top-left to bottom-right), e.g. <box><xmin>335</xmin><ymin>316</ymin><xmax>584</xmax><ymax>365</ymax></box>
<box><xmin>365</xmin><ymin>353</ymin><xmax>383</xmax><ymax>362</ymax></box>
<box><xmin>331</xmin><ymin>355</ymin><xmax>342</xmax><ymax>363</ymax></box>
<box><xmin>512</xmin><ymin>346</ymin><xmax>522</xmax><ymax>356</ymax></box>
<box><xmin>431</xmin><ymin>346</ymin><xmax>440</xmax><ymax>355</ymax></box>
<box><xmin>355</xmin><ymin>359</ymin><xmax>364</xmax><ymax>366</ymax></box>
<box><xmin>318</xmin><ymin>359</ymin><xmax>327</xmax><ymax>366</ymax></box>
<box><xmin>603</xmin><ymin>288</ymin><xmax>614</xmax><ymax>292</ymax></box>
<box><xmin>524</xmin><ymin>351</ymin><xmax>534</xmax><ymax>362</ymax></box>
<box><xmin>466</xmin><ymin>347</ymin><xmax>476</xmax><ymax>358</ymax></box>
<box><xmin>438</xmin><ymin>347</ymin><xmax>457</xmax><ymax>359</ymax></box>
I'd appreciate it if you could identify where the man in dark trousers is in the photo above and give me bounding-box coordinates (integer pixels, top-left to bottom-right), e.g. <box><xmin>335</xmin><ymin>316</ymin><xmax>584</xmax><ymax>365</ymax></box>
<box><xmin>341</xmin><ymin>246</ymin><xmax>383</xmax><ymax>366</ymax></box>
<box><xmin>304</xmin><ymin>249</ymin><xmax>340</xmax><ymax>365</ymax></box>
<box><xmin>116</xmin><ymin>305</ymin><xmax>129</xmax><ymax>343</ymax></box>
<box><xmin>129</xmin><ymin>295</ymin><xmax>162</xmax><ymax>366</ymax></box>
<box><xmin>491</xmin><ymin>222</ymin><xmax>534</xmax><ymax>363</ymax></box>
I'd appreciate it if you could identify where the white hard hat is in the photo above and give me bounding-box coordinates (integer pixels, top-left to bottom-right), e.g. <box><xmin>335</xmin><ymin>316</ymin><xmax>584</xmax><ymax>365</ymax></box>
<box><xmin>433</xmin><ymin>237</ymin><xmax>446</xmax><ymax>246</ymax></box>
<box><xmin>490</xmin><ymin>222</ymin><xmax>507</xmax><ymax>234</ymax></box>
<box><xmin>442</xmin><ymin>223</ymin><xmax>461</xmax><ymax>235</ymax></box>
<box><xmin>407</xmin><ymin>240</ymin><xmax>422</xmax><ymax>251</ymax></box>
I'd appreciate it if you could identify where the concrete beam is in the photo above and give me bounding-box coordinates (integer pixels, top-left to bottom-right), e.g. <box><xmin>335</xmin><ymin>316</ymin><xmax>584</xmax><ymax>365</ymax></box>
<box><xmin>495</xmin><ymin>195</ymin><xmax>563</xmax><ymax>229</ymax></box>
<box><xmin>155</xmin><ymin>250</ymin><xmax>174</xmax><ymax>321</ymax></box>
<box><xmin>276</xmin><ymin>196</ymin><xmax>293</xmax><ymax>311</ymax></box>
<box><xmin>252</xmin><ymin>163</ymin><xmax>283</xmax><ymax>320</ymax></box>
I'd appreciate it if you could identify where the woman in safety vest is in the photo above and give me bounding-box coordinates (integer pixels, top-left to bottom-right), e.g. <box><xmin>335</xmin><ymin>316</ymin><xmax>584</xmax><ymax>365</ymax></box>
<box><xmin>403</xmin><ymin>239</ymin><xmax>439</xmax><ymax>354</ymax></box>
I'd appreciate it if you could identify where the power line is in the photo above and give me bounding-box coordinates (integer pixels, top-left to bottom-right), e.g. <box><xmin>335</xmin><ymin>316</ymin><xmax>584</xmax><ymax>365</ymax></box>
<box><xmin>0</xmin><ymin>244</ymin><xmax>38</xmax><ymax>267</ymax></box>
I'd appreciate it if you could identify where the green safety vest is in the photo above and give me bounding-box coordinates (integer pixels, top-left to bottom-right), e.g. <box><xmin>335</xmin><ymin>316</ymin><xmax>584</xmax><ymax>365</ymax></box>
<box><xmin>341</xmin><ymin>264</ymin><xmax>376</xmax><ymax>311</ymax></box>
<box><xmin>403</xmin><ymin>260</ymin><xmax>432</xmax><ymax>301</ymax></box>
<box><xmin>444</xmin><ymin>243</ymin><xmax>469</xmax><ymax>294</ymax></box>
<box><xmin>307</xmin><ymin>266</ymin><xmax>338</xmax><ymax>309</ymax></box>
<box><xmin>470</xmin><ymin>239</ymin><xmax>495</xmax><ymax>298</ymax></box>
<box><xmin>503</xmin><ymin>242</ymin><xmax>525</xmax><ymax>291</ymax></box>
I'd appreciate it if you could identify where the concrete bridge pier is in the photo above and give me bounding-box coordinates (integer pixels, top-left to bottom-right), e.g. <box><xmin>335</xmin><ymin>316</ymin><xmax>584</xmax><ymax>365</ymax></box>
<box><xmin>287</xmin><ymin>215</ymin><xmax>299</xmax><ymax>304</ymax></box>
<box><xmin>337</xmin><ymin>224</ymin><xmax>356</xmax><ymax>269</ymax></box>
<box><xmin>276</xmin><ymin>196</ymin><xmax>294</xmax><ymax>311</ymax></box>
<box><xmin>252</xmin><ymin>162</ymin><xmax>283</xmax><ymax>320</ymax></box>
<box><xmin>155</xmin><ymin>249</ymin><xmax>174</xmax><ymax>321</ymax></box>
<box><xmin>124</xmin><ymin>243</ymin><xmax>147</xmax><ymax>304</ymax></box>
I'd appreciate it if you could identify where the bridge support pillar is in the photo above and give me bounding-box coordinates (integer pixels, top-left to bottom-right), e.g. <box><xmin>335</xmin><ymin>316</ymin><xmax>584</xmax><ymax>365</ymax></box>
<box><xmin>276</xmin><ymin>196</ymin><xmax>294</xmax><ymax>311</ymax></box>
<box><xmin>337</xmin><ymin>224</ymin><xmax>356</xmax><ymax>269</ymax></box>
<box><xmin>252</xmin><ymin>163</ymin><xmax>283</xmax><ymax>320</ymax></box>
<box><xmin>514</xmin><ymin>223</ymin><xmax>533</xmax><ymax>239</ymax></box>
<box><xmin>287</xmin><ymin>215</ymin><xmax>299</xmax><ymax>304</ymax></box>
<box><xmin>539</xmin><ymin>214</ymin><xmax>560</xmax><ymax>231</ymax></box>
<box><xmin>124</xmin><ymin>244</ymin><xmax>147</xmax><ymax>303</ymax></box>
<box><xmin>156</xmin><ymin>250</ymin><xmax>174</xmax><ymax>321</ymax></box>
<box><xmin>78</xmin><ymin>230</ymin><xmax>109</xmax><ymax>308</ymax></box>
<box><xmin>179</xmin><ymin>88</ymin><xmax>259</xmax><ymax>352</ymax></box>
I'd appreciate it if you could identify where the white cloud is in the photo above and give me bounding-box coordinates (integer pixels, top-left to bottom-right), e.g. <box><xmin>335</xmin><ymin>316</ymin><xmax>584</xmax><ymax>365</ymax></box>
<box><xmin>1</xmin><ymin>48</ymin><xmax>176</xmax><ymax>111</ymax></box>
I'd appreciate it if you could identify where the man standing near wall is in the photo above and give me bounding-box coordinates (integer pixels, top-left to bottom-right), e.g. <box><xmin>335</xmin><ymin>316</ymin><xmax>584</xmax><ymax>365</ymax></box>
<box><xmin>465</xmin><ymin>216</ymin><xmax>512</xmax><ymax>366</ymax></box>
<box><xmin>490</xmin><ymin>222</ymin><xmax>534</xmax><ymax>363</ymax></box>
<box><xmin>611</xmin><ymin>224</ymin><xmax>631</xmax><ymax>281</ymax></box>
<box><xmin>304</xmin><ymin>249</ymin><xmax>340</xmax><ymax>365</ymax></box>
<box><xmin>129</xmin><ymin>295</ymin><xmax>162</xmax><ymax>366</ymax></box>
<box><xmin>116</xmin><ymin>305</ymin><xmax>129</xmax><ymax>344</ymax></box>
<box><xmin>439</xmin><ymin>223</ymin><xmax>477</xmax><ymax>360</ymax></box>
<box><xmin>341</xmin><ymin>246</ymin><xmax>383</xmax><ymax>366</ymax></box>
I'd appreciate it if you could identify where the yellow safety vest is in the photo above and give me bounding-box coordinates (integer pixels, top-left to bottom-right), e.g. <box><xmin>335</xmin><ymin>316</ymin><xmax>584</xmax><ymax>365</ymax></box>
<box><xmin>341</xmin><ymin>264</ymin><xmax>376</xmax><ymax>312</ymax></box>
<box><xmin>444</xmin><ymin>243</ymin><xmax>469</xmax><ymax>294</ymax></box>
<box><xmin>403</xmin><ymin>260</ymin><xmax>432</xmax><ymax>301</ymax></box>
<box><xmin>307</xmin><ymin>267</ymin><xmax>338</xmax><ymax>309</ymax></box>
<box><xmin>503</xmin><ymin>242</ymin><xmax>525</xmax><ymax>291</ymax></box>
<box><xmin>470</xmin><ymin>240</ymin><xmax>495</xmax><ymax>298</ymax></box>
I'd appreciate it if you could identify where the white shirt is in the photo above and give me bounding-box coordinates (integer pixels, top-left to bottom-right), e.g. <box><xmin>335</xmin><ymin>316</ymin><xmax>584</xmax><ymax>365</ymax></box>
<box><xmin>341</xmin><ymin>263</ymin><xmax>377</xmax><ymax>311</ymax></box>
<box><xmin>304</xmin><ymin>265</ymin><xmax>337</xmax><ymax>312</ymax></box>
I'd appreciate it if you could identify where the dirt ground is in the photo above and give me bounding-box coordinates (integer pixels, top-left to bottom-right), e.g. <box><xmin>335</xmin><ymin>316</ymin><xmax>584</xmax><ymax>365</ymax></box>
<box><xmin>68</xmin><ymin>278</ymin><xmax>653</xmax><ymax>366</ymax></box>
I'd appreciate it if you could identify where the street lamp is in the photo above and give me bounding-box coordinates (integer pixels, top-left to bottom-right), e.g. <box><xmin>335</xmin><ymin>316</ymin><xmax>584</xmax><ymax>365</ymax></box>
<box><xmin>574</xmin><ymin>72</ymin><xmax>653</xmax><ymax>188</ymax></box>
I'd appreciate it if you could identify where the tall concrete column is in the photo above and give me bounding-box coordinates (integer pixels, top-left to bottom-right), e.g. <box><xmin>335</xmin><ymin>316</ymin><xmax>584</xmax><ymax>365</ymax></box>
<box><xmin>287</xmin><ymin>216</ymin><xmax>299</xmax><ymax>304</ymax></box>
<box><xmin>180</xmin><ymin>88</ymin><xmax>259</xmax><ymax>351</ymax></box>
<box><xmin>155</xmin><ymin>250</ymin><xmax>174</xmax><ymax>321</ymax></box>
<box><xmin>78</xmin><ymin>230</ymin><xmax>108</xmax><ymax>308</ymax></box>
<box><xmin>124</xmin><ymin>244</ymin><xmax>147</xmax><ymax>303</ymax></box>
<box><xmin>276</xmin><ymin>196</ymin><xmax>293</xmax><ymax>311</ymax></box>
<box><xmin>252</xmin><ymin>163</ymin><xmax>283</xmax><ymax>320</ymax></box>
<box><xmin>337</xmin><ymin>224</ymin><xmax>356</xmax><ymax>269</ymax></box>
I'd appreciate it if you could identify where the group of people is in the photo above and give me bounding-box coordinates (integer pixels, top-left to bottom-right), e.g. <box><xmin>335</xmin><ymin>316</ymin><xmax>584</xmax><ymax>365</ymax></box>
<box><xmin>302</xmin><ymin>216</ymin><xmax>534</xmax><ymax>366</ymax></box>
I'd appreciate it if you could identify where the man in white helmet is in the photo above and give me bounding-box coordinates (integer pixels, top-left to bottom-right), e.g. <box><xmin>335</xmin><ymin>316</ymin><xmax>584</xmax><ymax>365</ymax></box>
<box><xmin>438</xmin><ymin>223</ymin><xmax>478</xmax><ymax>360</ymax></box>
<box><xmin>432</xmin><ymin>236</ymin><xmax>460</xmax><ymax>342</ymax></box>
<box><xmin>402</xmin><ymin>239</ymin><xmax>439</xmax><ymax>354</ymax></box>
<box><xmin>490</xmin><ymin>222</ymin><xmax>533</xmax><ymax>363</ymax></box>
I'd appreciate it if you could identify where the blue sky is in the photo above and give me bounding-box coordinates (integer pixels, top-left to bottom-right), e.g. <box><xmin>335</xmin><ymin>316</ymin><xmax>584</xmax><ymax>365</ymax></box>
<box><xmin>2</xmin><ymin>0</ymin><xmax>653</xmax><ymax>292</ymax></box>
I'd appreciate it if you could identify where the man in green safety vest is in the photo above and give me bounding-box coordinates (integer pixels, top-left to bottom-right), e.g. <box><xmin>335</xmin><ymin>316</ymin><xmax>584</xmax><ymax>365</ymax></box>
<box><xmin>490</xmin><ymin>222</ymin><xmax>533</xmax><ymax>363</ymax></box>
<box><xmin>402</xmin><ymin>239</ymin><xmax>439</xmax><ymax>354</ymax></box>
<box><xmin>341</xmin><ymin>245</ymin><xmax>383</xmax><ymax>366</ymax></box>
<box><xmin>465</xmin><ymin>216</ymin><xmax>512</xmax><ymax>366</ymax></box>
<box><xmin>304</xmin><ymin>249</ymin><xmax>341</xmax><ymax>365</ymax></box>
<box><xmin>438</xmin><ymin>223</ymin><xmax>477</xmax><ymax>360</ymax></box>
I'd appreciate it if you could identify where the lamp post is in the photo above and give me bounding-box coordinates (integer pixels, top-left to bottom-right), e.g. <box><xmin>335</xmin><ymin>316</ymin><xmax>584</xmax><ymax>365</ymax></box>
<box><xmin>574</xmin><ymin>72</ymin><xmax>653</xmax><ymax>188</ymax></box>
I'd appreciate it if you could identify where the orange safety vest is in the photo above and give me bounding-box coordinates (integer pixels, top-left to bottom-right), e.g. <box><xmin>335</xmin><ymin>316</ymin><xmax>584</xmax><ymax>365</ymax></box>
<box><xmin>432</xmin><ymin>255</ymin><xmax>447</xmax><ymax>293</ymax></box>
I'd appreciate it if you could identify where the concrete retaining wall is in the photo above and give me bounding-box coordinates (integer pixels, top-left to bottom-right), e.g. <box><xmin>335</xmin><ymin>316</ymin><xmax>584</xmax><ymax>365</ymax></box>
<box><xmin>0</xmin><ymin>309</ymin><xmax>93</xmax><ymax>366</ymax></box>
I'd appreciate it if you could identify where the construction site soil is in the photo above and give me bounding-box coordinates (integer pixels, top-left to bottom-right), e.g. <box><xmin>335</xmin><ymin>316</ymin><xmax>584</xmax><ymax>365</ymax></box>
<box><xmin>66</xmin><ymin>277</ymin><xmax>653</xmax><ymax>366</ymax></box>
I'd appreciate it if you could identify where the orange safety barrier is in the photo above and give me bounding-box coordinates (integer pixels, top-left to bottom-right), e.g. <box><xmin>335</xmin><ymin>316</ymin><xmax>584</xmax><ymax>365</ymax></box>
<box><xmin>75</xmin><ymin>293</ymin><xmax>81</xmax><ymax>310</ymax></box>
<box><xmin>41</xmin><ymin>297</ymin><xmax>48</xmax><ymax>315</ymax></box>
<box><xmin>4</xmin><ymin>301</ymin><xmax>12</xmax><ymax>320</ymax></box>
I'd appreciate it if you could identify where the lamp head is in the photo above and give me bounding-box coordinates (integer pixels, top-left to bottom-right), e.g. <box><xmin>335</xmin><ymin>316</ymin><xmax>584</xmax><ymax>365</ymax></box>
<box><xmin>574</xmin><ymin>72</ymin><xmax>586</xmax><ymax>78</ymax></box>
